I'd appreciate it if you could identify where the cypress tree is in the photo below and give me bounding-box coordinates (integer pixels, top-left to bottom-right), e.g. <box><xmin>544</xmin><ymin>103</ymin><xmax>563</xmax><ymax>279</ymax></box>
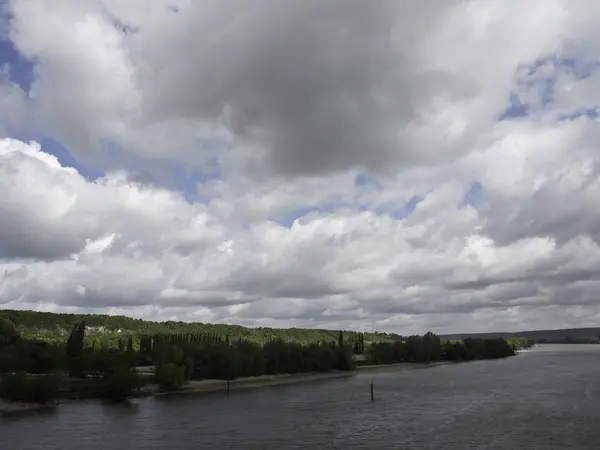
<box><xmin>66</xmin><ymin>320</ymin><xmax>86</xmax><ymax>358</ymax></box>
<box><xmin>127</xmin><ymin>335</ymin><xmax>134</xmax><ymax>353</ymax></box>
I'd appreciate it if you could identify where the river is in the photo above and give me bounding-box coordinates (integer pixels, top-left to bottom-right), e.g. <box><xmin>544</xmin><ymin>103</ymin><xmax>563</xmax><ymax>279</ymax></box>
<box><xmin>2</xmin><ymin>344</ymin><xmax>600</xmax><ymax>449</ymax></box>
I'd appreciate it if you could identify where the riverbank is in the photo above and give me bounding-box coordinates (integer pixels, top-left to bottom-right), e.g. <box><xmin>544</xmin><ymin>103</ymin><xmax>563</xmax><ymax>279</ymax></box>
<box><xmin>154</xmin><ymin>370</ymin><xmax>356</xmax><ymax>396</ymax></box>
<box><xmin>1</xmin><ymin>362</ymin><xmax>453</xmax><ymax>412</ymax></box>
<box><xmin>156</xmin><ymin>362</ymin><xmax>456</xmax><ymax>396</ymax></box>
<box><xmin>356</xmin><ymin>361</ymin><xmax>454</xmax><ymax>371</ymax></box>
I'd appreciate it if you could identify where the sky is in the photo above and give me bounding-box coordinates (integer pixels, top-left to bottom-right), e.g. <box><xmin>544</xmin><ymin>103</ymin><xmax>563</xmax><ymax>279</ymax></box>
<box><xmin>1</xmin><ymin>0</ymin><xmax>600</xmax><ymax>335</ymax></box>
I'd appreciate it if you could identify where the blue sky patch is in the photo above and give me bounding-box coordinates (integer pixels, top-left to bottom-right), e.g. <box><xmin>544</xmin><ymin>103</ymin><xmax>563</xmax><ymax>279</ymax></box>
<box><xmin>42</xmin><ymin>138</ymin><xmax>105</xmax><ymax>180</ymax></box>
<box><xmin>354</xmin><ymin>172</ymin><xmax>368</xmax><ymax>186</ymax></box>
<box><xmin>499</xmin><ymin>54</ymin><xmax>600</xmax><ymax>121</ymax></box>
<box><xmin>558</xmin><ymin>108</ymin><xmax>598</xmax><ymax>121</ymax></box>
<box><xmin>462</xmin><ymin>181</ymin><xmax>483</xmax><ymax>207</ymax></box>
<box><xmin>390</xmin><ymin>194</ymin><xmax>424</xmax><ymax>219</ymax></box>
<box><xmin>373</xmin><ymin>194</ymin><xmax>424</xmax><ymax>220</ymax></box>
<box><xmin>173</xmin><ymin>159</ymin><xmax>222</xmax><ymax>204</ymax></box>
<box><xmin>499</xmin><ymin>93</ymin><xmax>529</xmax><ymax>120</ymax></box>
<box><xmin>6</xmin><ymin>131</ymin><xmax>105</xmax><ymax>181</ymax></box>
<box><xmin>354</xmin><ymin>171</ymin><xmax>382</xmax><ymax>191</ymax></box>
<box><xmin>0</xmin><ymin>38</ymin><xmax>34</xmax><ymax>93</ymax></box>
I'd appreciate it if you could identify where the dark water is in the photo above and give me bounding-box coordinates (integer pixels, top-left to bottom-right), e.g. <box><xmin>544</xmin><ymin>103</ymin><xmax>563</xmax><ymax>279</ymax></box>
<box><xmin>3</xmin><ymin>345</ymin><xmax>600</xmax><ymax>450</ymax></box>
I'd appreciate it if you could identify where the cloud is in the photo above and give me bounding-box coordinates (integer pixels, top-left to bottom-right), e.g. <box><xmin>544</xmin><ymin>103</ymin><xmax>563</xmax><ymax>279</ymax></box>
<box><xmin>3</xmin><ymin>131</ymin><xmax>600</xmax><ymax>334</ymax></box>
<box><xmin>2</xmin><ymin>1</ymin><xmax>600</xmax><ymax>334</ymax></box>
<box><xmin>4</xmin><ymin>0</ymin><xmax>576</xmax><ymax>179</ymax></box>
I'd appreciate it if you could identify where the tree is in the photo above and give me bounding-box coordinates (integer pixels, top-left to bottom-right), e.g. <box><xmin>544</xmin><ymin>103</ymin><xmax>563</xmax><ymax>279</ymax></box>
<box><xmin>156</xmin><ymin>362</ymin><xmax>187</xmax><ymax>390</ymax></box>
<box><xmin>66</xmin><ymin>320</ymin><xmax>86</xmax><ymax>358</ymax></box>
<box><xmin>104</xmin><ymin>369</ymin><xmax>142</xmax><ymax>400</ymax></box>
<box><xmin>65</xmin><ymin>320</ymin><xmax>87</xmax><ymax>377</ymax></box>
<box><xmin>0</xmin><ymin>317</ymin><xmax>19</xmax><ymax>347</ymax></box>
<box><xmin>0</xmin><ymin>373</ymin><xmax>62</xmax><ymax>403</ymax></box>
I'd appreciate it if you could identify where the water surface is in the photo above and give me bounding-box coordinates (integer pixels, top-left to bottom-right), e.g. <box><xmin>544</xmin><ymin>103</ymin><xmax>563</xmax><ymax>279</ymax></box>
<box><xmin>3</xmin><ymin>344</ymin><xmax>600</xmax><ymax>450</ymax></box>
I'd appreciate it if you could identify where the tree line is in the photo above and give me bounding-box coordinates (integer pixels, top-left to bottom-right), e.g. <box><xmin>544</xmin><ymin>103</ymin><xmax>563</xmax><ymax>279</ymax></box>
<box><xmin>0</xmin><ymin>313</ymin><xmax>522</xmax><ymax>403</ymax></box>
<box><xmin>367</xmin><ymin>332</ymin><xmax>520</xmax><ymax>364</ymax></box>
<box><xmin>0</xmin><ymin>317</ymin><xmax>358</xmax><ymax>401</ymax></box>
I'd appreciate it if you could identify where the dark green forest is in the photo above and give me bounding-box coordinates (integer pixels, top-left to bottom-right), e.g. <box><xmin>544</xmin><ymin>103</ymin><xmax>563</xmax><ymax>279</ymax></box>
<box><xmin>0</xmin><ymin>313</ymin><xmax>361</xmax><ymax>402</ymax></box>
<box><xmin>367</xmin><ymin>333</ymin><xmax>526</xmax><ymax>365</ymax></box>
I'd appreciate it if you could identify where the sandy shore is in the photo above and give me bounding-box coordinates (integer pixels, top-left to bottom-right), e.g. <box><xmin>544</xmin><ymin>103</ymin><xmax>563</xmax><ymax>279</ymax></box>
<box><xmin>155</xmin><ymin>370</ymin><xmax>356</xmax><ymax>396</ymax></box>
<box><xmin>0</xmin><ymin>399</ymin><xmax>58</xmax><ymax>414</ymax></box>
<box><xmin>356</xmin><ymin>361</ymin><xmax>454</xmax><ymax>371</ymax></box>
<box><xmin>157</xmin><ymin>362</ymin><xmax>453</xmax><ymax>396</ymax></box>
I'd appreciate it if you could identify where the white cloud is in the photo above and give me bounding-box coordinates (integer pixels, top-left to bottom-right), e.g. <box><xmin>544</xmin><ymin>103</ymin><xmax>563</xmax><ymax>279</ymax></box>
<box><xmin>3</xmin><ymin>127</ymin><xmax>600</xmax><ymax>334</ymax></box>
<box><xmin>2</xmin><ymin>1</ymin><xmax>600</xmax><ymax>333</ymax></box>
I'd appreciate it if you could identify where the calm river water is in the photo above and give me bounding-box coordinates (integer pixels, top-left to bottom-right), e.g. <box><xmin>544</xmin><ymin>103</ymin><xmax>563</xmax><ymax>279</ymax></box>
<box><xmin>2</xmin><ymin>344</ymin><xmax>600</xmax><ymax>450</ymax></box>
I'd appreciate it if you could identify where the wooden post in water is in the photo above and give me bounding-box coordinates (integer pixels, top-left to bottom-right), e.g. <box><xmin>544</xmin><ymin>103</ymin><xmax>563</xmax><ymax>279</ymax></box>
<box><xmin>227</xmin><ymin>380</ymin><xmax>230</xmax><ymax>397</ymax></box>
<box><xmin>370</xmin><ymin>381</ymin><xmax>374</xmax><ymax>401</ymax></box>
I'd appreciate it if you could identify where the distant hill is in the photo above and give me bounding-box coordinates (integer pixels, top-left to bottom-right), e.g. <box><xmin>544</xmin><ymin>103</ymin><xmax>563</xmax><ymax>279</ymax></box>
<box><xmin>0</xmin><ymin>309</ymin><xmax>394</xmax><ymax>348</ymax></box>
<box><xmin>441</xmin><ymin>327</ymin><xmax>600</xmax><ymax>344</ymax></box>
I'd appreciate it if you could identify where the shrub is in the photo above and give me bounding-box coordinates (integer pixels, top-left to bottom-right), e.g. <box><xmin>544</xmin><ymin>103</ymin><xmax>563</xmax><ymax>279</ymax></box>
<box><xmin>0</xmin><ymin>373</ymin><xmax>62</xmax><ymax>403</ymax></box>
<box><xmin>103</xmin><ymin>369</ymin><xmax>142</xmax><ymax>401</ymax></box>
<box><xmin>0</xmin><ymin>317</ymin><xmax>19</xmax><ymax>347</ymax></box>
<box><xmin>334</xmin><ymin>346</ymin><xmax>355</xmax><ymax>371</ymax></box>
<box><xmin>156</xmin><ymin>363</ymin><xmax>187</xmax><ymax>390</ymax></box>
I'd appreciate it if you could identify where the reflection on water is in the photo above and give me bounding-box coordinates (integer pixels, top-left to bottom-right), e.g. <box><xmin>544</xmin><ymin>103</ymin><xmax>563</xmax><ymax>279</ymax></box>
<box><xmin>2</xmin><ymin>345</ymin><xmax>600</xmax><ymax>450</ymax></box>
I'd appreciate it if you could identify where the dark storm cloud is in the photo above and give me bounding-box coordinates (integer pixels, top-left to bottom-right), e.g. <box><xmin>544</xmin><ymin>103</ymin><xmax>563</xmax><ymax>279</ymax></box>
<box><xmin>224</xmin><ymin>269</ymin><xmax>343</xmax><ymax>300</ymax></box>
<box><xmin>445</xmin><ymin>266</ymin><xmax>600</xmax><ymax>292</ymax></box>
<box><xmin>142</xmin><ymin>0</ymin><xmax>473</xmax><ymax>177</ymax></box>
<box><xmin>0</xmin><ymin>214</ymin><xmax>84</xmax><ymax>261</ymax></box>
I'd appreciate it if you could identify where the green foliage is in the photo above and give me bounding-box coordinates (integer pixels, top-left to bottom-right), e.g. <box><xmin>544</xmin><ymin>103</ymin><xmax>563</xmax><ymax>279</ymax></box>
<box><xmin>0</xmin><ymin>373</ymin><xmax>62</xmax><ymax>403</ymax></box>
<box><xmin>156</xmin><ymin>362</ymin><xmax>187</xmax><ymax>390</ymax></box>
<box><xmin>127</xmin><ymin>335</ymin><xmax>134</xmax><ymax>353</ymax></box>
<box><xmin>367</xmin><ymin>333</ymin><xmax>515</xmax><ymax>365</ymax></box>
<box><xmin>143</xmin><ymin>335</ymin><xmax>355</xmax><ymax>382</ymax></box>
<box><xmin>66</xmin><ymin>321</ymin><xmax>86</xmax><ymax>358</ymax></box>
<box><xmin>334</xmin><ymin>345</ymin><xmax>355</xmax><ymax>371</ymax></box>
<box><xmin>3</xmin><ymin>309</ymin><xmax>393</xmax><ymax>350</ymax></box>
<box><xmin>506</xmin><ymin>338</ymin><xmax>535</xmax><ymax>350</ymax></box>
<box><xmin>103</xmin><ymin>369</ymin><xmax>142</xmax><ymax>400</ymax></box>
<box><xmin>0</xmin><ymin>340</ymin><xmax>64</xmax><ymax>374</ymax></box>
<box><xmin>352</xmin><ymin>333</ymin><xmax>366</xmax><ymax>354</ymax></box>
<box><xmin>0</xmin><ymin>316</ymin><xmax>19</xmax><ymax>347</ymax></box>
<box><xmin>0</xmin><ymin>308</ymin><xmax>521</xmax><ymax>403</ymax></box>
<box><xmin>442</xmin><ymin>329</ymin><xmax>599</xmax><ymax>344</ymax></box>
